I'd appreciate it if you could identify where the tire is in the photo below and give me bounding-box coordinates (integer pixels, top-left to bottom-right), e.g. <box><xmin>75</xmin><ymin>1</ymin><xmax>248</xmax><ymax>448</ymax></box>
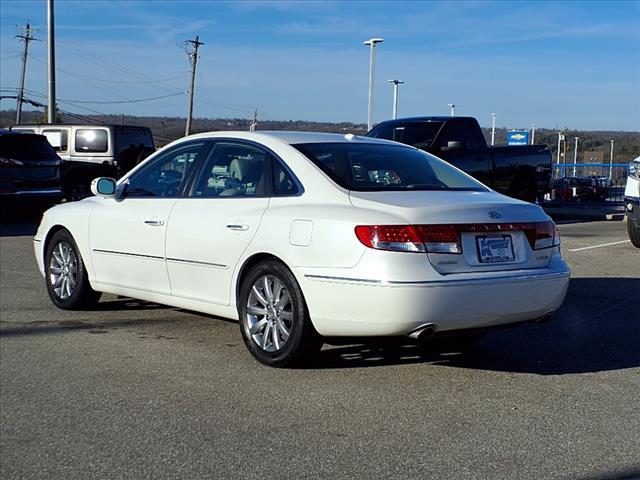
<box><xmin>44</xmin><ymin>229</ymin><xmax>101</xmax><ymax>309</ymax></box>
<box><xmin>628</xmin><ymin>218</ymin><xmax>640</xmax><ymax>248</ymax></box>
<box><xmin>238</xmin><ymin>260</ymin><xmax>322</xmax><ymax>367</ymax></box>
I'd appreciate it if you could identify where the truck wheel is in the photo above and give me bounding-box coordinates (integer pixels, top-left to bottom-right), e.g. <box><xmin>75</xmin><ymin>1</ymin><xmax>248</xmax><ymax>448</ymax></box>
<box><xmin>238</xmin><ymin>260</ymin><xmax>322</xmax><ymax>367</ymax></box>
<box><xmin>45</xmin><ymin>229</ymin><xmax>101</xmax><ymax>309</ymax></box>
<box><xmin>628</xmin><ymin>219</ymin><xmax>640</xmax><ymax>248</ymax></box>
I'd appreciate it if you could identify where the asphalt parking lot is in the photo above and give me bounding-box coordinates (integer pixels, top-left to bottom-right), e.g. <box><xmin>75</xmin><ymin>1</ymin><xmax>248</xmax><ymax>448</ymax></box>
<box><xmin>1</xmin><ymin>211</ymin><xmax>639</xmax><ymax>480</ymax></box>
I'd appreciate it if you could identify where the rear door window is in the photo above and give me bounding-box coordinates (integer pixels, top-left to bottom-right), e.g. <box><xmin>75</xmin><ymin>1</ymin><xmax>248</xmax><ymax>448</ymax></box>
<box><xmin>42</xmin><ymin>129</ymin><xmax>69</xmax><ymax>152</ymax></box>
<box><xmin>75</xmin><ymin>129</ymin><xmax>108</xmax><ymax>153</ymax></box>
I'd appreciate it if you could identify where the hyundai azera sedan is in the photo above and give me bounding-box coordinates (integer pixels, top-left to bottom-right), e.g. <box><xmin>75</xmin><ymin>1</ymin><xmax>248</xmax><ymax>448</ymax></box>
<box><xmin>34</xmin><ymin>131</ymin><xmax>570</xmax><ymax>367</ymax></box>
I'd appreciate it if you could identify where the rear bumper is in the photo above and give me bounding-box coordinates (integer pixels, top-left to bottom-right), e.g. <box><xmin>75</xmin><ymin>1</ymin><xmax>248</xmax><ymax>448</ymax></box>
<box><xmin>625</xmin><ymin>197</ymin><xmax>640</xmax><ymax>224</ymax></box>
<box><xmin>298</xmin><ymin>256</ymin><xmax>570</xmax><ymax>337</ymax></box>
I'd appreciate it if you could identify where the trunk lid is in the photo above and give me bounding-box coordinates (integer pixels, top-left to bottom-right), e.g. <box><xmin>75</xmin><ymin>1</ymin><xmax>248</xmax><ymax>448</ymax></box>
<box><xmin>349</xmin><ymin>190</ymin><xmax>555</xmax><ymax>274</ymax></box>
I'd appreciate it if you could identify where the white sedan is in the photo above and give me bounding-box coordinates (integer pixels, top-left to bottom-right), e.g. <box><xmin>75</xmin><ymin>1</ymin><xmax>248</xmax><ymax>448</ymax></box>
<box><xmin>34</xmin><ymin>131</ymin><xmax>570</xmax><ymax>367</ymax></box>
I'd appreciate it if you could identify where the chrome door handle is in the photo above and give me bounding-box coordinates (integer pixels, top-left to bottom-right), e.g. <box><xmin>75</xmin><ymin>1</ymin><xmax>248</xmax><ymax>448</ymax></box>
<box><xmin>144</xmin><ymin>219</ymin><xmax>165</xmax><ymax>226</ymax></box>
<box><xmin>226</xmin><ymin>224</ymin><xmax>249</xmax><ymax>231</ymax></box>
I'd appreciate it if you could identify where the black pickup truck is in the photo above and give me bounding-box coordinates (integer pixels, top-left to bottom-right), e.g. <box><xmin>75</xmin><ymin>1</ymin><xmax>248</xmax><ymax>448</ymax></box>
<box><xmin>366</xmin><ymin>116</ymin><xmax>552</xmax><ymax>202</ymax></box>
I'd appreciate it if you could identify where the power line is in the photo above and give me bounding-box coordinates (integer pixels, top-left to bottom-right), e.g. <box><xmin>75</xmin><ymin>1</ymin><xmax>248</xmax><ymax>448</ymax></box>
<box><xmin>55</xmin><ymin>92</ymin><xmax>185</xmax><ymax>104</ymax></box>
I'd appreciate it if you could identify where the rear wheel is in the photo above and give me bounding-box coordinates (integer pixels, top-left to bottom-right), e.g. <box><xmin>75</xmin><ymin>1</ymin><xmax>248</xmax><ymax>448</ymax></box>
<box><xmin>238</xmin><ymin>260</ymin><xmax>322</xmax><ymax>367</ymax></box>
<box><xmin>45</xmin><ymin>229</ymin><xmax>101</xmax><ymax>309</ymax></box>
<box><xmin>628</xmin><ymin>218</ymin><xmax>640</xmax><ymax>248</ymax></box>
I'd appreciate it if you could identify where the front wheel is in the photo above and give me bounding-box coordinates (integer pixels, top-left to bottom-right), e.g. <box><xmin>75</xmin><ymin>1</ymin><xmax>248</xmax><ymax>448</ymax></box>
<box><xmin>238</xmin><ymin>260</ymin><xmax>322</xmax><ymax>367</ymax></box>
<box><xmin>628</xmin><ymin>218</ymin><xmax>640</xmax><ymax>248</ymax></box>
<box><xmin>45</xmin><ymin>229</ymin><xmax>101</xmax><ymax>309</ymax></box>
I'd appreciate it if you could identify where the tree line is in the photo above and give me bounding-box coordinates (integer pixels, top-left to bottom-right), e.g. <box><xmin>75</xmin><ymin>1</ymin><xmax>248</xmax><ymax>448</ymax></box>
<box><xmin>1</xmin><ymin>110</ymin><xmax>638</xmax><ymax>163</ymax></box>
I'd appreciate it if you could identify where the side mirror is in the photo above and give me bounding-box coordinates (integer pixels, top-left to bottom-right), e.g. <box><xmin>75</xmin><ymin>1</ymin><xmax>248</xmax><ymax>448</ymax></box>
<box><xmin>442</xmin><ymin>140</ymin><xmax>465</xmax><ymax>152</ymax></box>
<box><xmin>90</xmin><ymin>177</ymin><xmax>117</xmax><ymax>198</ymax></box>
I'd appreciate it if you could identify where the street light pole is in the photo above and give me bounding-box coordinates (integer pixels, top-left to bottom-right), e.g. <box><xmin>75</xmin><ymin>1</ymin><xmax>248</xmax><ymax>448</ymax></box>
<box><xmin>609</xmin><ymin>139</ymin><xmax>614</xmax><ymax>180</ymax></box>
<box><xmin>531</xmin><ymin>123</ymin><xmax>536</xmax><ymax>145</ymax></box>
<box><xmin>363</xmin><ymin>38</ymin><xmax>383</xmax><ymax>131</ymax></box>
<box><xmin>448</xmin><ymin>103</ymin><xmax>456</xmax><ymax>116</ymax></box>
<box><xmin>47</xmin><ymin>0</ymin><xmax>57</xmax><ymax>124</ymax></box>
<box><xmin>491</xmin><ymin>113</ymin><xmax>496</xmax><ymax>146</ymax></box>
<box><xmin>388</xmin><ymin>79</ymin><xmax>404</xmax><ymax>119</ymax></box>
<box><xmin>573</xmin><ymin>136</ymin><xmax>579</xmax><ymax>177</ymax></box>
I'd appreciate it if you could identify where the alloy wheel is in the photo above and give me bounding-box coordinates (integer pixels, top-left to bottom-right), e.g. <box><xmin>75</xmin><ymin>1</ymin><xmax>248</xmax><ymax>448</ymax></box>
<box><xmin>48</xmin><ymin>241</ymin><xmax>78</xmax><ymax>300</ymax></box>
<box><xmin>245</xmin><ymin>275</ymin><xmax>293</xmax><ymax>352</ymax></box>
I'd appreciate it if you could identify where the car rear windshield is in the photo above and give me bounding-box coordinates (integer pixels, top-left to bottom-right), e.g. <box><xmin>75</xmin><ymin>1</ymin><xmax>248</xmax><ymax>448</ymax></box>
<box><xmin>0</xmin><ymin>135</ymin><xmax>58</xmax><ymax>161</ymax></box>
<box><xmin>367</xmin><ymin>122</ymin><xmax>444</xmax><ymax>148</ymax></box>
<box><xmin>294</xmin><ymin>142</ymin><xmax>487</xmax><ymax>192</ymax></box>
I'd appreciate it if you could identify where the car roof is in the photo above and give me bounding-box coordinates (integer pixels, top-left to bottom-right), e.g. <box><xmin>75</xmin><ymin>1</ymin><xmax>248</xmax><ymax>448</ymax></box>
<box><xmin>373</xmin><ymin>116</ymin><xmax>476</xmax><ymax>125</ymax></box>
<box><xmin>187</xmin><ymin>130</ymin><xmax>403</xmax><ymax>147</ymax></box>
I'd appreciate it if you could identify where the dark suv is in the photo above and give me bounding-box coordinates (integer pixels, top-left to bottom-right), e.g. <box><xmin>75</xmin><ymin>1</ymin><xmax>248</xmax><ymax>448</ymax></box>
<box><xmin>0</xmin><ymin>129</ymin><xmax>63</xmax><ymax>204</ymax></box>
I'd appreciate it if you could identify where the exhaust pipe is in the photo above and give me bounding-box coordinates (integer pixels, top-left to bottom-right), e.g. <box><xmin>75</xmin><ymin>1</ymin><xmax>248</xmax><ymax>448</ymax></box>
<box><xmin>535</xmin><ymin>312</ymin><xmax>554</xmax><ymax>324</ymax></box>
<box><xmin>407</xmin><ymin>323</ymin><xmax>436</xmax><ymax>340</ymax></box>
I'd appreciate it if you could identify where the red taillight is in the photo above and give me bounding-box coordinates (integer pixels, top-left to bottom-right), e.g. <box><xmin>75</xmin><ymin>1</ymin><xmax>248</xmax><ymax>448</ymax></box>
<box><xmin>354</xmin><ymin>225</ymin><xmax>461</xmax><ymax>253</ymax></box>
<box><xmin>355</xmin><ymin>225</ymin><xmax>426</xmax><ymax>252</ymax></box>
<box><xmin>0</xmin><ymin>157</ymin><xmax>23</xmax><ymax>167</ymax></box>
<box><xmin>521</xmin><ymin>221</ymin><xmax>560</xmax><ymax>250</ymax></box>
<box><xmin>355</xmin><ymin>221</ymin><xmax>559</xmax><ymax>254</ymax></box>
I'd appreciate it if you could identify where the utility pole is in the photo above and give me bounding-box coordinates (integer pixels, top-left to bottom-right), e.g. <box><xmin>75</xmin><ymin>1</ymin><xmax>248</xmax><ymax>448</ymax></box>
<box><xmin>15</xmin><ymin>22</ymin><xmax>38</xmax><ymax>124</ymax></box>
<box><xmin>249</xmin><ymin>109</ymin><xmax>258</xmax><ymax>132</ymax></box>
<box><xmin>47</xmin><ymin>0</ymin><xmax>57</xmax><ymax>124</ymax></box>
<box><xmin>183</xmin><ymin>35</ymin><xmax>204</xmax><ymax>136</ymax></box>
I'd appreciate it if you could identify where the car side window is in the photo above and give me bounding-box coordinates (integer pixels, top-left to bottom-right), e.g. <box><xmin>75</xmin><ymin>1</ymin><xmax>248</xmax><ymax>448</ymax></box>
<box><xmin>125</xmin><ymin>142</ymin><xmax>204</xmax><ymax>198</ymax></box>
<box><xmin>191</xmin><ymin>142</ymin><xmax>267</xmax><ymax>198</ymax></box>
<box><xmin>272</xmin><ymin>160</ymin><xmax>300</xmax><ymax>196</ymax></box>
<box><xmin>75</xmin><ymin>129</ymin><xmax>108</xmax><ymax>153</ymax></box>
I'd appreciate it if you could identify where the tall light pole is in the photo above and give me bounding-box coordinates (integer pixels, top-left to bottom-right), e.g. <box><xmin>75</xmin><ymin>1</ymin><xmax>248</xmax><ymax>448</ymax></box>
<box><xmin>448</xmin><ymin>103</ymin><xmax>456</xmax><ymax>116</ymax></box>
<box><xmin>609</xmin><ymin>139</ymin><xmax>614</xmax><ymax>179</ymax></box>
<box><xmin>363</xmin><ymin>38</ymin><xmax>383</xmax><ymax>131</ymax></box>
<box><xmin>531</xmin><ymin>123</ymin><xmax>536</xmax><ymax>145</ymax></box>
<box><xmin>573</xmin><ymin>136</ymin><xmax>579</xmax><ymax>177</ymax></box>
<box><xmin>388</xmin><ymin>79</ymin><xmax>403</xmax><ymax>119</ymax></box>
<box><xmin>47</xmin><ymin>0</ymin><xmax>57</xmax><ymax>124</ymax></box>
<box><xmin>491</xmin><ymin>113</ymin><xmax>496</xmax><ymax>146</ymax></box>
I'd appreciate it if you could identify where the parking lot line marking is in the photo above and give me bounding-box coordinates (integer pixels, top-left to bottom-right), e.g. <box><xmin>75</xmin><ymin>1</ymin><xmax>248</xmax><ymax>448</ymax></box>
<box><xmin>569</xmin><ymin>240</ymin><xmax>631</xmax><ymax>252</ymax></box>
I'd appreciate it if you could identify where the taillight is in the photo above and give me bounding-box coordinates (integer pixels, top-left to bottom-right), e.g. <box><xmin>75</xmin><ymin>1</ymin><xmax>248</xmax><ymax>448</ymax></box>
<box><xmin>355</xmin><ymin>221</ymin><xmax>559</xmax><ymax>254</ymax></box>
<box><xmin>0</xmin><ymin>157</ymin><xmax>24</xmax><ymax>167</ymax></box>
<box><xmin>522</xmin><ymin>221</ymin><xmax>560</xmax><ymax>249</ymax></box>
<box><xmin>354</xmin><ymin>225</ymin><xmax>426</xmax><ymax>252</ymax></box>
<box><xmin>354</xmin><ymin>225</ymin><xmax>461</xmax><ymax>253</ymax></box>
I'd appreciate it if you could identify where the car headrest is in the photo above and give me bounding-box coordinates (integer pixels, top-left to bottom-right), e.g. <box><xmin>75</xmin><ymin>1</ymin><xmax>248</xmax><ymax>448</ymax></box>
<box><xmin>229</xmin><ymin>157</ymin><xmax>263</xmax><ymax>183</ymax></box>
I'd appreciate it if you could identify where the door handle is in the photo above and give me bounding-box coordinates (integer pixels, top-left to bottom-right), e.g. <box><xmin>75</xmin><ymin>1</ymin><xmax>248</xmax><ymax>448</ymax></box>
<box><xmin>144</xmin><ymin>219</ymin><xmax>165</xmax><ymax>226</ymax></box>
<box><xmin>226</xmin><ymin>224</ymin><xmax>249</xmax><ymax>231</ymax></box>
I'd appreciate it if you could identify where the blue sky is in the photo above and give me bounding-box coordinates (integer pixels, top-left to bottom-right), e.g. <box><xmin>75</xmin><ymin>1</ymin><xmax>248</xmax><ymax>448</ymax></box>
<box><xmin>1</xmin><ymin>0</ymin><xmax>639</xmax><ymax>130</ymax></box>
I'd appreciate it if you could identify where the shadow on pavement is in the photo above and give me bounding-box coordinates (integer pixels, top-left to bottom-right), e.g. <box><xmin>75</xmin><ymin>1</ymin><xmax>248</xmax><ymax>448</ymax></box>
<box><xmin>311</xmin><ymin>277</ymin><xmax>640</xmax><ymax>375</ymax></box>
<box><xmin>577</xmin><ymin>467</ymin><xmax>640</xmax><ymax>480</ymax></box>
